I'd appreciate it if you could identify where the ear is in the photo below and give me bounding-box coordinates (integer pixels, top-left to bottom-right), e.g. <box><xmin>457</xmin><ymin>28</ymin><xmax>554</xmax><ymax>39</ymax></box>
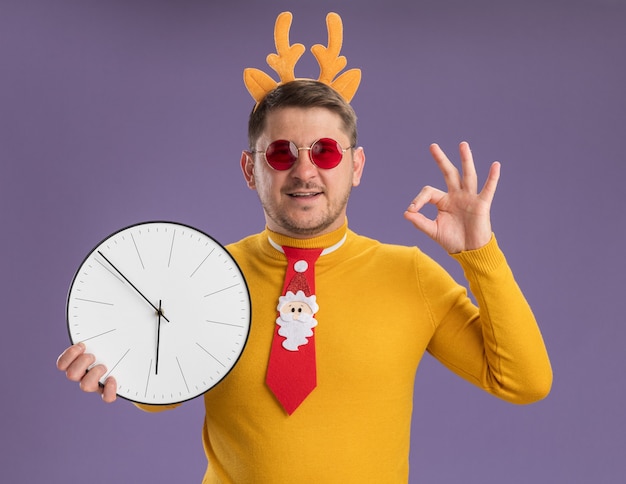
<box><xmin>241</xmin><ymin>151</ymin><xmax>256</xmax><ymax>190</ymax></box>
<box><xmin>351</xmin><ymin>147</ymin><xmax>366</xmax><ymax>187</ymax></box>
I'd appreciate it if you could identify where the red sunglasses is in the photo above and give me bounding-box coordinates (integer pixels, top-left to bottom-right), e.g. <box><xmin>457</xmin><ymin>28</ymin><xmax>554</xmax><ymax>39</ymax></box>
<box><xmin>252</xmin><ymin>138</ymin><xmax>351</xmax><ymax>170</ymax></box>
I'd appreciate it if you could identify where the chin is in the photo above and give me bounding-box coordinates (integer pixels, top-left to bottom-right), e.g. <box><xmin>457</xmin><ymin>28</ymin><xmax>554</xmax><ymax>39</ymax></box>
<box><xmin>265</xmin><ymin>200</ymin><xmax>345</xmax><ymax>236</ymax></box>
<box><xmin>290</xmin><ymin>219</ymin><xmax>340</xmax><ymax>237</ymax></box>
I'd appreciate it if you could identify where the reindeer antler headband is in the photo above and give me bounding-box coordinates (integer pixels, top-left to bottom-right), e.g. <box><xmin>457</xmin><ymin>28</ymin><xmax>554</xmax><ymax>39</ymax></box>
<box><xmin>243</xmin><ymin>12</ymin><xmax>361</xmax><ymax>108</ymax></box>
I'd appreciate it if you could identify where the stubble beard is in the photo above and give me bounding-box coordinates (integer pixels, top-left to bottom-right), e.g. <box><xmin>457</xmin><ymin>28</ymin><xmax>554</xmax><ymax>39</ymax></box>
<box><xmin>262</xmin><ymin>185</ymin><xmax>352</xmax><ymax>237</ymax></box>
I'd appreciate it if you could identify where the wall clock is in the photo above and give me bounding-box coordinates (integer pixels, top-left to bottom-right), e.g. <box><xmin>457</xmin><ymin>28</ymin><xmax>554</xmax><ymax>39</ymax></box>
<box><xmin>66</xmin><ymin>221</ymin><xmax>251</xmax><ymax>405</ymax></box>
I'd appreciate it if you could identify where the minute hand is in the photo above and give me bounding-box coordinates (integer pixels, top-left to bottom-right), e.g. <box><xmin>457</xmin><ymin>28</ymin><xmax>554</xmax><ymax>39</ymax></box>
<box><xmin>97</xmin><ymin>250</ymin><xmax>170</xmax><ymax>322</ymax></box>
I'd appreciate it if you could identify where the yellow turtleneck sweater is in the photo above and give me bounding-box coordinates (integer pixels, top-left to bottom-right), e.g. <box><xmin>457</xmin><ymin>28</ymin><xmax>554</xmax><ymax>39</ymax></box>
<box><xmin>139</xmin><ymin>221</ymin><xmax>552</xmax><ymax>483</ymax></box>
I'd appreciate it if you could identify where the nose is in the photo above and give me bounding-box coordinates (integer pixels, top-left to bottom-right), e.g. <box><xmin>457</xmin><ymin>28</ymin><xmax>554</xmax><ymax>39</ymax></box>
<box><xmin>289</xmin><ymin>148</ymin><xmax>318</xmax><ymax>179</ymax></box>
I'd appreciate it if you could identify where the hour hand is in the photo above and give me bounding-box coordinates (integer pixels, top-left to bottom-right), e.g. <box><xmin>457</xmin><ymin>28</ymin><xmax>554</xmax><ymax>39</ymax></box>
<box><xmin>97</xmin><ymin>251</ymin><xmax>170</xmax><ymax>322</ymax></box>
<box><xmin>156</xmin><ymin>300</ymin><xmax>163</xmax><ymax>375</ymax></box>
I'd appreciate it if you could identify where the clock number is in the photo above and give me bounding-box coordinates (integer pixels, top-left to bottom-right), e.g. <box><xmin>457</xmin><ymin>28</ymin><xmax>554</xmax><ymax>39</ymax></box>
<box><xmin>203</xmin><ymin>283</ymin><xmax>240</xmax><ymax>298</ymax></box>
<box><xmin>176</xmin><ymin>357</ymin><xmax>190</xmax><ymax>394</ymax></box>
<box><xmin>74</xmin><ymin>297</ymin><xmax>114</xmax><ymax>306</ymax></box>
<box><xmin>145</xmin><ymin>359</ymin><xmax>153</xmax><ymax>398</ymax></box>
<box><xmin>103</xmin><ymin>348</ymin><xmax>131</xmax><ymax>381</ymax></box>
<box><xmin>130</xmin><ymin>233</ymin><xmax>145</xmax><ymax>269</ymax></box>
<box><xmin>189</xmin><ymin>248</ymin><xmax>215</xmax><ymax>278</ymax></box>
<box><xmin>168</xmin><ymin>230</ymin><xmax>176</xmax><ymax>268</ymax></box>
<box><xmin>196</xmin><ymin>342</ymin><xmax>226</xmax><ymax>368</ymax></box>
<box><xmin>80</xmin><ymin>328</ymin><xmax>117</xmax><ymax>342</ymax></box>
<box><xmin>205</xmin><ymin>319</ymin><xmax>245</xmax><ymax>328</ymax></box>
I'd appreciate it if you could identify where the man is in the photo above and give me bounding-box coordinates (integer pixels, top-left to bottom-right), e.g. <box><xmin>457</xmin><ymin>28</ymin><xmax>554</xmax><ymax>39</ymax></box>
<box><xmin>57</xmin><ymin>13</ymin><xmax>551</xmax><ymax>483</ymax></box>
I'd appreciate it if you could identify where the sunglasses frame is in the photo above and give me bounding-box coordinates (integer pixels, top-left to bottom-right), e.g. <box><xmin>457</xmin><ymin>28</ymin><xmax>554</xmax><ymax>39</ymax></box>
<box><xmin>252</xmin><ymin>138</ymin><xmax>351</xmax><ymax>171</ymax></box>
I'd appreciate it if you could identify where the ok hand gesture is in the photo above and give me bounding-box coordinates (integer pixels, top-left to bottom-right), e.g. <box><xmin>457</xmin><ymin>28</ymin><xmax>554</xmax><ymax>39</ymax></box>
<box><xmin>404</xmin><ymin>142</ymin><xmax>501</xmax><ymax>254</ymax></box>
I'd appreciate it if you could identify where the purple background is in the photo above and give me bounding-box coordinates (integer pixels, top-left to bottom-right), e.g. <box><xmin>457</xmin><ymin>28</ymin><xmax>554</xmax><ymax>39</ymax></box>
<box><xmin>2</xmin><ymin>0</ymin><xmax>625</xmax><ymax>482</ymax></box>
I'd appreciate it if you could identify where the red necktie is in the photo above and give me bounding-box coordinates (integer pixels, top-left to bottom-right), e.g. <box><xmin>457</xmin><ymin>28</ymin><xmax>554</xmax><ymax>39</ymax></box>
<box><xmin>266</xmin><ymin>246</ymin><xmax>322</xmax><ymax>415</ymax></box>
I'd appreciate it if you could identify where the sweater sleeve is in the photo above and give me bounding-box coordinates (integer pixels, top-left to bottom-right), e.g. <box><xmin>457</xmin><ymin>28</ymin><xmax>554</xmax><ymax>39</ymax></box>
<box><xmin>423</xmin><ymin>235</ymin><xmax>552</xmax><ymax>404</ymax></box>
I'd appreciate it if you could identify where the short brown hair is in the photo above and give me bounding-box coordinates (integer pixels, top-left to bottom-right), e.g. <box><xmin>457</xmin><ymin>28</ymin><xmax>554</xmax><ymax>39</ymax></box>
<box><xmin>248</xmin><ymin>80</ymin><xmax>358</xmax><ymax>149</ymax></box>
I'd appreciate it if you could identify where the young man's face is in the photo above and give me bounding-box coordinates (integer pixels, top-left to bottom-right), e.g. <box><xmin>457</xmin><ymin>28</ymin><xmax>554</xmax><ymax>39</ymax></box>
<box><xmin>241</xmin><ymin>107</ymin><xmax>365</xmax><ymax>238</ymax></box>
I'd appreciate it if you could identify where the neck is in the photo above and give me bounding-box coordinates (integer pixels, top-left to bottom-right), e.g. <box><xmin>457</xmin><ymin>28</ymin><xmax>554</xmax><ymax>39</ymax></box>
<box><xmin>267</xmin><ymin>219</ymin><xmax>348</xmax><ymax>251</ymax></box>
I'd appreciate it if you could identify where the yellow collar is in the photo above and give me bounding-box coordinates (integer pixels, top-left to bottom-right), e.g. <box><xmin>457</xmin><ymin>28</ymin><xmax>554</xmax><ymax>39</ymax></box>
<box><xmin>266</xmin><ymin>220</ymin><xmax>348</xmax><ymax>255</ymax></box>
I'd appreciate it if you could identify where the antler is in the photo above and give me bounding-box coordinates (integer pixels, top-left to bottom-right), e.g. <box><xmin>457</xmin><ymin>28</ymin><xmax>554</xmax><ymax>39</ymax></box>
<box><xmin>243</xmin><ymin>12</ymin><xmax>305</xmax><ymax>105</ymax></box>
<box><xmin>311</xmin><ymin>13</ymin><xmax>347</xmax><ymax>84</ymax></box>
<box><xmin>311</xmin><ymin>13</ymin><xmax>361</xmax><ymax>102</ymax></box>
<box><xmin>266</xmin><ymin>12</ymin><xmax>305</xmax><ymax>83</ymax></box>
<box><xmin>243</xmin><ymin>12</ymin><xmax>361</xmax><ymax>106</ymax></box>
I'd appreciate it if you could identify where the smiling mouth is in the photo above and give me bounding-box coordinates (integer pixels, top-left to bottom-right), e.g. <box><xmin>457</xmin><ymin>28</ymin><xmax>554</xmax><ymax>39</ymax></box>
<box><xmin>288</xmin><ymin>192</ymin><xmax>322</xmax><ymax>198</ymax></box>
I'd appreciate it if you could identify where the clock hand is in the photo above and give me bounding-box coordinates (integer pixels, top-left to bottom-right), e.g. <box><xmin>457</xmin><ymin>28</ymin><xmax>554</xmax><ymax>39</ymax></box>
<box><xmin>156</xmin><ymin>300</ymin><xmax>162</xmax><ymax>375</ymax></box>
<box><xmin>97</xmin><ymin>250</ymin><xmax>170</xmax><ymax>322</ymax></box>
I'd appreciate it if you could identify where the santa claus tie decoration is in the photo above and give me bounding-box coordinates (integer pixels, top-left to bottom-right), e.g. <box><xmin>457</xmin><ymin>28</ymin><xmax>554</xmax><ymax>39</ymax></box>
<box><xmin>266</xmin><ymin>246</ymin><xmax>322</xmax><ymax>415</ymax></box>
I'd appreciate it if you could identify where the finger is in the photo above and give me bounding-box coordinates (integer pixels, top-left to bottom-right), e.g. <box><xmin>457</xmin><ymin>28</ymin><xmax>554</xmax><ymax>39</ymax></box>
<box><xmin>64</xmin><ymin>352</ymin><xmax>96</xmax><ymax>382</ymax></box>
<box><xmin>101</xmin><ymin>377</ymin><xmax>118</xmax><ymax>403</ymax></box>
<box><xmin>479</xmin><ymin>161</ymin><xmax>501</xmax><ymax>204</ymax></box>
<box><xmin>404</xmin><ymin>209</ymin><xmax>437</xmax><ymax>239</ymax></box>
<box><xmin>79</xmin><ymin>364</ymin><xmax>108</xmax><ymax>393</ymax></box>
<box><xmin>404</xmin><ymin>186</ymin><xmax>446</xmax><ymax>238</ymax></box>
<box><xmin>430</xmin><ymin>143</ymin><xmax>461</xmax><ymax>190</ymax></box>
<box><xmin>406</xmin><ymin>185</ymin><xmax>446</xmax><ymax>213</ymax></box>
<box><xmin>56</xmin><ymin>342</ymin><xmax>86</xmax><ymax>372</ymax></box>
<box><xmin>459</xmin><ymin>141</ymin><xmax>478</xmax><ymax>193</ymax></box>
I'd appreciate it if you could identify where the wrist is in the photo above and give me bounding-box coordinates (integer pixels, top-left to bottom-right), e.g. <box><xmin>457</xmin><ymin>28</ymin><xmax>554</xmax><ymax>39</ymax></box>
<box><xmin>450</xmin><ymin>234</ymin><xmax>505</xmax><ymax>275</ymax></box>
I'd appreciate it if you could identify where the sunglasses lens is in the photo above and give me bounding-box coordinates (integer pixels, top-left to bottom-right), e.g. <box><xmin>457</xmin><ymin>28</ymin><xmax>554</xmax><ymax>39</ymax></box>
<box><xmin>311</xmin><ymin>138</ymin><xmax>344</xmax><ymax>169</ymax></box>
<box><xmin>265</xmin><ymin>140</ymin><xmax>297</xmax><ymax>170</ymax></box>
<box><xmin>262</xmin><ymin>138</ymin><xmax>345</xmax><ymax>170</ymax></box>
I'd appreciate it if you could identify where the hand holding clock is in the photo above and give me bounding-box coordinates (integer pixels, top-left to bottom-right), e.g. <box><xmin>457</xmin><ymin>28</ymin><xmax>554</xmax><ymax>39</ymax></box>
<box><xmin>57</xmin><ymin>342</ymin><xmax>118</xmax><ymax>402</ymax></box>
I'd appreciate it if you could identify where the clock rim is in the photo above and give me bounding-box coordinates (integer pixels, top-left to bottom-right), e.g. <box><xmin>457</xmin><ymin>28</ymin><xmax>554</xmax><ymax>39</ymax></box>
<box><xmin>65</xmin><ymin>220</ymin><xmax>252</xmax><ymax>405</ymax></box>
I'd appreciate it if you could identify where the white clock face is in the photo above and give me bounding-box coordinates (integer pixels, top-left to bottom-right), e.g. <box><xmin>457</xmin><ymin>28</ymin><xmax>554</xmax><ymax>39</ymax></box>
<box><xmin>66</xmin><ymin>221</ymin><xmax>251</xmax><ymax>405</ymax></box>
